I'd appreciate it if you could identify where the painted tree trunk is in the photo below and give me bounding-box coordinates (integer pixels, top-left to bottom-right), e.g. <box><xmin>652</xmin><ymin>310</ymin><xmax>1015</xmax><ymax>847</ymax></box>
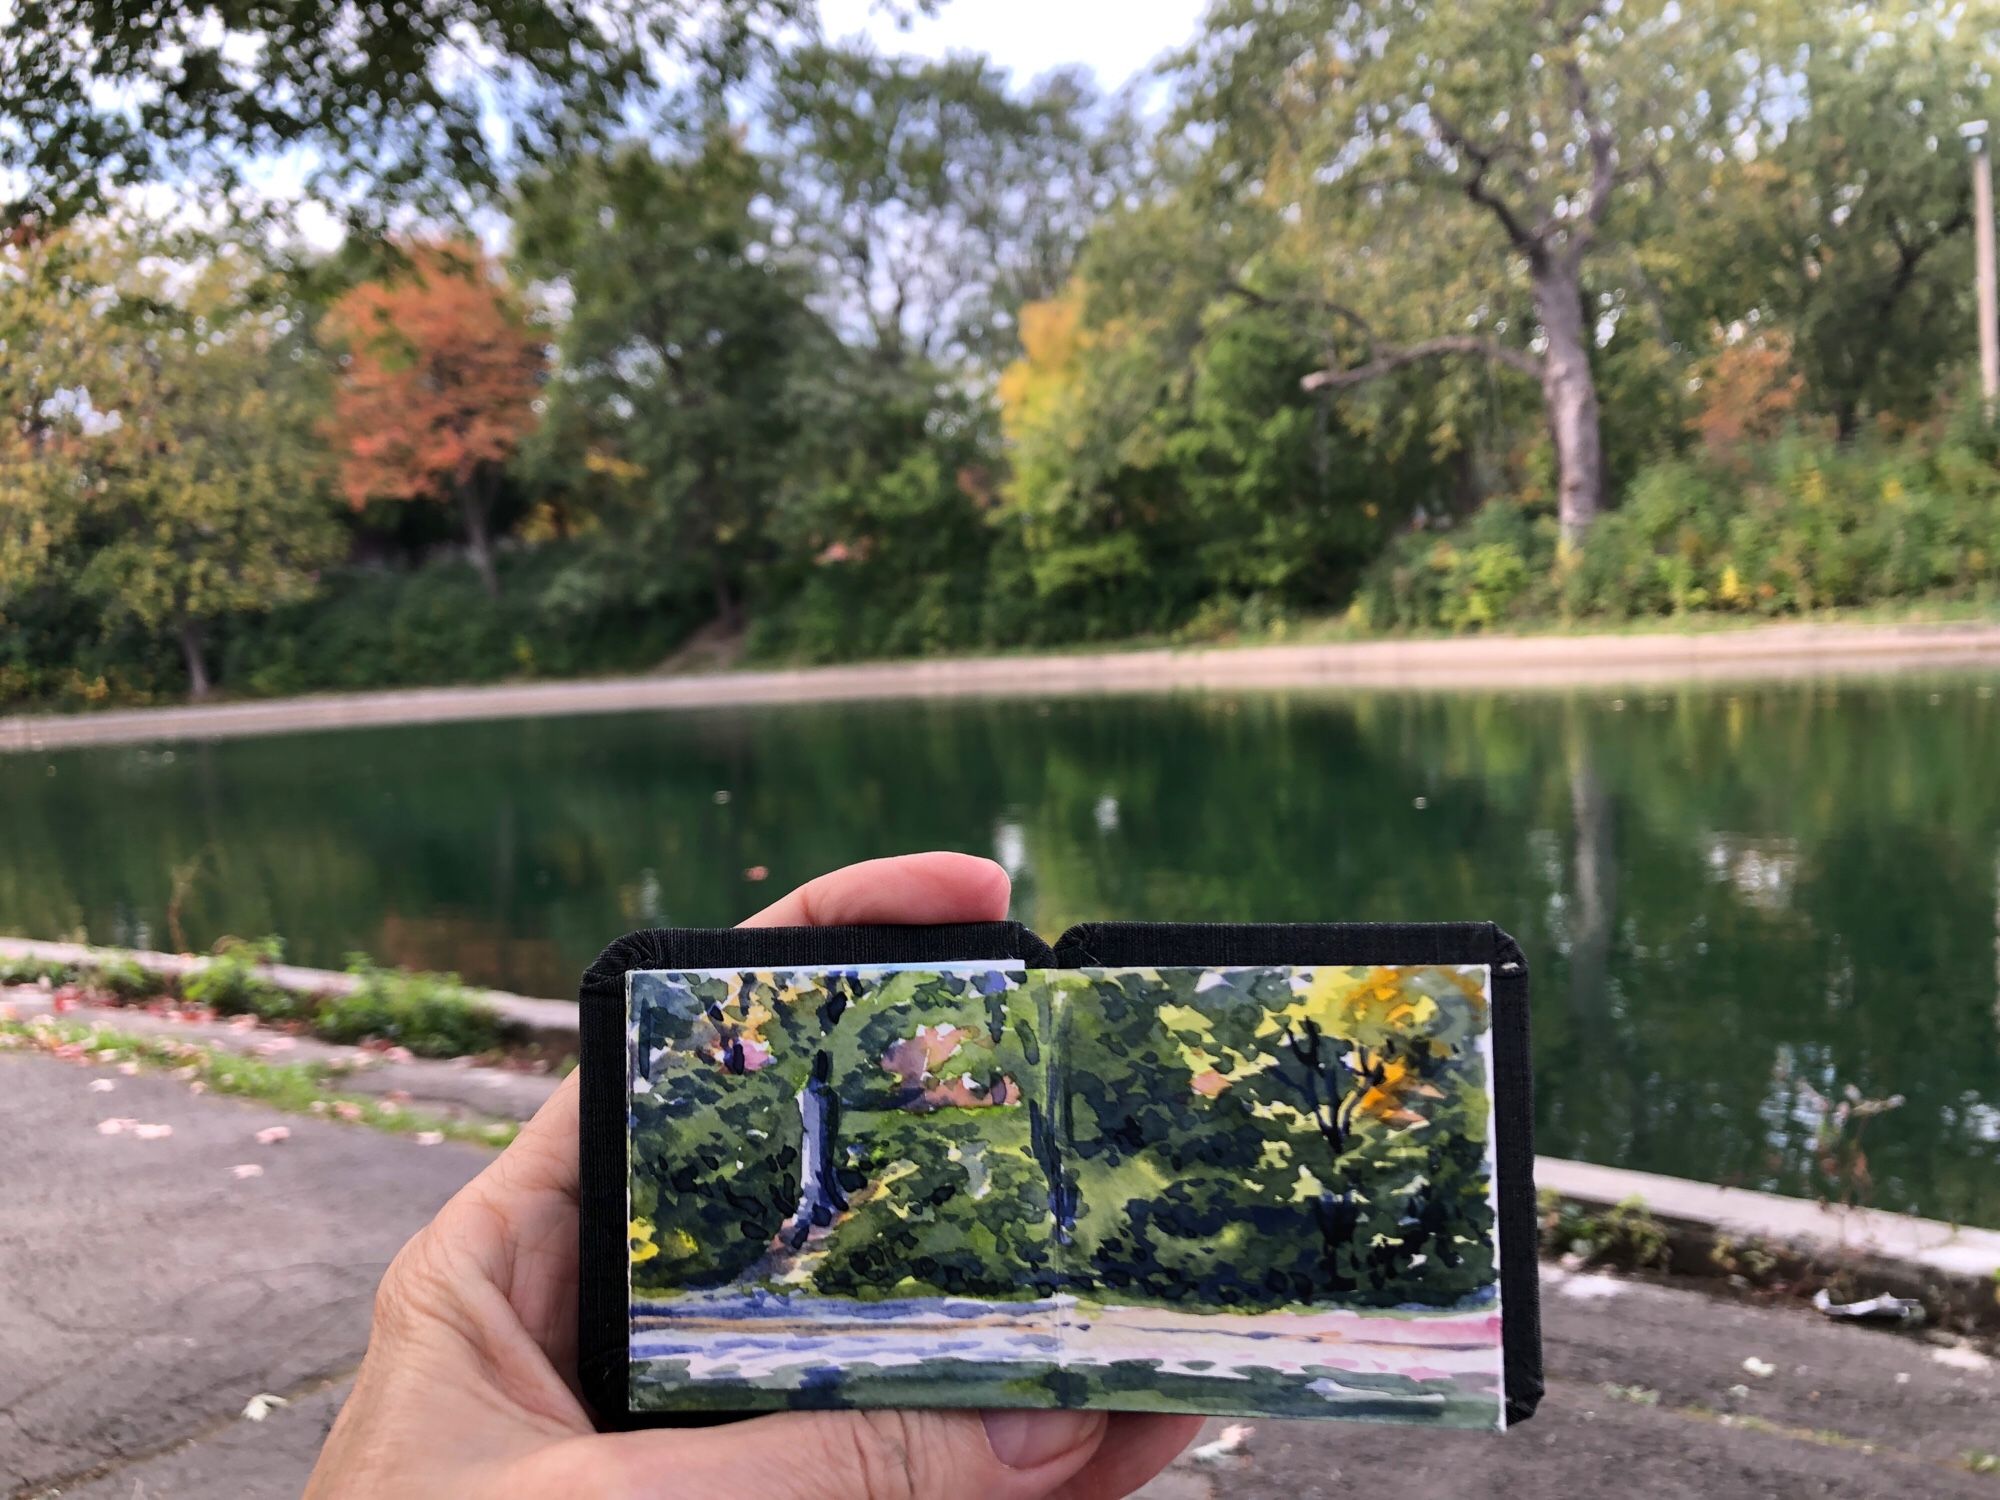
<box><xmin>1533</xmin><ymin>264</ymin><xmax>1606</xmax><ymax>550</ymax></box>
<box><xmin>786</xmin><ymin>1051</ymin><xmax>848</xmax><ymax>1248</ymax></box>
<box><xmin>176</xmin><ymin>620</ymin><xmax>212</xmax><ymax>700</ymax></box>
<box><xmin>1022</xmin><ymin>986</ymin><xmax>1078</xmax><ymax>1244</ymax></box>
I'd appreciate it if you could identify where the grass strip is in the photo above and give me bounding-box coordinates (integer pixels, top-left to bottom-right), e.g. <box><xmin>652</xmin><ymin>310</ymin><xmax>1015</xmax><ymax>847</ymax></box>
<box><xmin>0</xmin><ymin>1013</ymin><xmax>519</xmax><ymax>1148</ymax></box>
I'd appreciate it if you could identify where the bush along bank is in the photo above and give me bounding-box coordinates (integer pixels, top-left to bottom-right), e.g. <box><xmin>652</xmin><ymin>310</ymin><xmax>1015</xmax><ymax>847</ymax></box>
<box><xmin>1355</xmin><ymin>426</ymin><xmax>2000</xmax><ymax>633</ymax></box>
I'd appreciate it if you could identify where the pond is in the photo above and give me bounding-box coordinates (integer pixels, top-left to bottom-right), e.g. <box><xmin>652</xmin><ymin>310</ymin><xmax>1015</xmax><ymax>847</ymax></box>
<box><xmin>4</xmin><ymin>673</ymin><xmax>1999</xmax><ymax>1227</ymax></box>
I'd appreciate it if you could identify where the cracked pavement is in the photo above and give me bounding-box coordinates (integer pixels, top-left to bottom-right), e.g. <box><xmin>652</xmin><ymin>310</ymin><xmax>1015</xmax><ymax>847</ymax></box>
<box><xmin>4</xmin><ymin>1044</ymin><xmax>1995</xmax><ymax>1499</ymax></box>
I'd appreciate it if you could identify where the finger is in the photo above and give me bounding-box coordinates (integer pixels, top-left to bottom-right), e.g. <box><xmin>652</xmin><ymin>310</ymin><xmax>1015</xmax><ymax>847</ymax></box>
<box><xmin>740</xmin><ymin>851</ymin><xmax>1011</xmax><ymax>928</ymax></box>
<box><xmin>590</xmin><ymin>1405</ymin><xmax>1109</xmax><ymax>1500</ymax></box>
<box><xmin>488</xmin><ymin>1065</ymin><xmax>581</xmax><ymax>1200</ymax></box>
<box><xmin>1048</xmin><ymin>1414</ymin><xmax>1203</xmax><ymax>1500</ymax></box>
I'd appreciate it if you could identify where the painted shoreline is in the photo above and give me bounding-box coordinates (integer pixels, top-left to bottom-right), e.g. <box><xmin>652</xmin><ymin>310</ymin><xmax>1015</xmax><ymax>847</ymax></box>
<box><xmin>7</xmin><ymin>618</ymin><xmax>2000</xmax><ymax>751</ymax></box>
<box><xmin>10</xmin><ymin>932</ymin><xmax>2000</xmax><ymax>1325</ymax></box>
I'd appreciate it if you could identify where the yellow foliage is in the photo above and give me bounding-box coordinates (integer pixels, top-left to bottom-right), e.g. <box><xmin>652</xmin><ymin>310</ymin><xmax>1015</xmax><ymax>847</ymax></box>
<box><xmin>997</xmin><ymin>287</ymin><xmax>1087</xmax><ymax>445</ymax></box>
<box><xmin>629</xmin><ymin>1217</ymin><xmax>660</xmax><ymax>1264</ymax></box>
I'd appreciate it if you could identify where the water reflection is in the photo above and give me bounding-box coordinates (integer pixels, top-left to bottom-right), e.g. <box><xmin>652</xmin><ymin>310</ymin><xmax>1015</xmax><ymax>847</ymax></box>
<box><xmin>2</xmin><ymin>674</ymin><xmax>1997</xmax><ymax>1224</ymax></box>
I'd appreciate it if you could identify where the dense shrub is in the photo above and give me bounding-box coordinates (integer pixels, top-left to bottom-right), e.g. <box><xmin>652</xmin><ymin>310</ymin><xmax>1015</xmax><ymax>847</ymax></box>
<box><xmin>215</xmin><ymin>544</ymin><xmax>705</xmax><ymax>698</ymax></box>
<box><xmin>1351</xmin><ymin>498</ymin><xmax>1559</xmax><ymax>633</ymax></box>
<box><xmin>1357</xmin><ymin>426</ymin><xmax>2000</xmax><ymax>631</ymax></box>
<box><xmin>182</xmin><ymin>937</ymin><xmax>291</xmax><ymax>1017</ymax></box>
<box><xmin>320</xmin><ymin>959</ymin><xmax>510</xmax><ymax>1057</ymax></box>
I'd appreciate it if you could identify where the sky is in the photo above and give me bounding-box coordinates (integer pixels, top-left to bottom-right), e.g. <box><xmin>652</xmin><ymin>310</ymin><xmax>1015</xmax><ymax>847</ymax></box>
<box><xmin>818</xmin><ymin>0</ymin><xmax>1210</xmax><ymax>91</ymax></box>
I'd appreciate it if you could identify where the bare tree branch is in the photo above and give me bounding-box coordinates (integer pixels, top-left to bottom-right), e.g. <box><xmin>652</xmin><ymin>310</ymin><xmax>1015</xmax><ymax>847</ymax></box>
<box><xmin>1427</xmin><ymin>106</ymin><xmax>1545</xmax><ymax>257</ymax></box>
<box><xmin>1302</xmin><ymin>335</ymin><xmax>1542</xmax><ymax>391</ymax></box>
<box><xmin>1226</xmin><ymin>278</ymin><xmax>1379</xmax><ymax>350</ymax></box>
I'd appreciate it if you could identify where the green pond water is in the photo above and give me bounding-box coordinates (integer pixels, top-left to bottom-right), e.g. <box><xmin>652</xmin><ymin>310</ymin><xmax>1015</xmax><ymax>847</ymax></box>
<box><xmin>5</xmin><ymin>674</ymin><xmax>1999</xmax><ymax>1226</ymax></box>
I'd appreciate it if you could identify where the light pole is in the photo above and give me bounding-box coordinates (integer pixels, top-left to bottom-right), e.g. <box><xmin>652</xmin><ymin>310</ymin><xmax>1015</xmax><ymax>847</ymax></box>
<box><xmin>1963</xmin><ymin>119</ymin><xmax>1999</xmax><ymax>406</ymax></box>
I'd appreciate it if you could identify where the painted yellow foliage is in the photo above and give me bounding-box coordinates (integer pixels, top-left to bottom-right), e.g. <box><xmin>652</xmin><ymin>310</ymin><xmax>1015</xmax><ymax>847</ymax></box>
<box><xmin>629</xmin><ymin>1217</ymin><xmax>660</xmax><ymax>1264</ymax></box>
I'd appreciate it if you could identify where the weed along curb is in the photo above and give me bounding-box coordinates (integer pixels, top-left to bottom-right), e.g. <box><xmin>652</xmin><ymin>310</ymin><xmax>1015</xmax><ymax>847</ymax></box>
<box><xmin>0</xmin><ymin>935</ymin><xmax>580</xmax><ymax>1053</ymax></box>
<box><xmin>1539</xmin><ymin>1156</ymin><xmax>2000</xmax><ymax>1335</ymax></box>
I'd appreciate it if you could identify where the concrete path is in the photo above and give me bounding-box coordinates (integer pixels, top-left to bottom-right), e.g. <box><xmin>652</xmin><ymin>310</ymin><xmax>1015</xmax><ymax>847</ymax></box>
<box><xmin>7</xmin><ymin>619</ymin><xmax>2000</xmax><ymax>752</ymax></box>
<box><xmin>0</xmin><ymin>1051</ymin><xmax>487</xmax><ymax>1498</ymax></box>
<box><xmin>7</xmin><ymin>1043</ymin><xmax>1996</xmax><ymax>1498</ymax></box>
<box><xmin>1137</xmin><ymin>1268</ymin><xmax>1999</xmax><ymax>1500</ymax></box>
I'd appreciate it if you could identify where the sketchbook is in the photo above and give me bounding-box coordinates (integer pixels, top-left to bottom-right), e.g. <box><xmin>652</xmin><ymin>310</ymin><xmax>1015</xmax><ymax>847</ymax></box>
<box><xmin>577</xmin><ymin>921</ymin><xmax>1539</xmax><ymax>1431</ymax></box>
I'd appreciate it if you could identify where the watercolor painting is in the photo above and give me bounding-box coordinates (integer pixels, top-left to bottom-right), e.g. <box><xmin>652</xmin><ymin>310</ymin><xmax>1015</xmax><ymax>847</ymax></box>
<box><xmin>624</xmin><ymin>962</ymin><xmax>1504</xmax><ymax>1427</ymax></box>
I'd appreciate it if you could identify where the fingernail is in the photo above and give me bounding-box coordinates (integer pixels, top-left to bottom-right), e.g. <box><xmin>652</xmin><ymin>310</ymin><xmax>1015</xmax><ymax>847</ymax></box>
<box><xmin>982</xmin><ymin>1409</ymin><xmax>1104</xmax><ymax>1469</ymax></box>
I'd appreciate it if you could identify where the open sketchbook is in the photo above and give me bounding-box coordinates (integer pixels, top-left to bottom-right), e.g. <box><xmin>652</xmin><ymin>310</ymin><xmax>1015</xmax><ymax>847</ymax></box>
<box><xmin>578</xmin><ymin>922</ymin><xmax>1539</xmax><ymax>1432</ymax></box>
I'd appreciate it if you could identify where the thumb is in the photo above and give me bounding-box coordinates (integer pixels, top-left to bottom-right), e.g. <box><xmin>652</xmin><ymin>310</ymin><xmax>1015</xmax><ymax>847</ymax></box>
<box><xmin>590</xmin><ymin>1406</ymin><xmax>1110</xmax><ymax>1500</ymax></box>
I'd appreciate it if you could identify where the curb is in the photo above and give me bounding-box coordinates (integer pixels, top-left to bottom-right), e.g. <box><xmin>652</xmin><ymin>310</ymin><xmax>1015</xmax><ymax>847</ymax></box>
<box><xmin>1539</xmin><ymin>1156</ymin><xmax>2000</xmax><ymax>1333</ymax></box>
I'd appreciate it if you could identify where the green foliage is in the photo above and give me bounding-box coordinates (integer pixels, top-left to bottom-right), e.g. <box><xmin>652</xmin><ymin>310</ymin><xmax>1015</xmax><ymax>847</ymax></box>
<box><xmin>1</xmin><ymin>0</ymin><xmax>808</xmax><ymax>228</ymax></box>
<box><xmin>1352</xmin><ymin>501</ymin><xmax>1559</xmax><ymax>632</ymax></box>
<box><xmin>634</xmin><ymin>965</ymin><xmax>1500</xmax><ymax>1312</ymax></box>
<box><xmin>1358</xmin><ymin>421</ymin><xmax>2000</xmax><ymax>631</ymax></box>
<box><xmin>213</xmin><ymin>546</ymin><xmax>702</xmax><ymax>699</ymax></box>
<box><xmin>78</xmin><ymin>956</ymin><xmax>158</xmax><ymax>1001</ymax></box>
<box><xmin>515</xmin><ymin>133</ymin><xmax>825</xmax><ymax>627</ymax></box>
<box><xmin>1541</xmin><ymin>1193</ymin><xmax>1672</xmax><ymax>1272</ymax></box>
<box><xmin>0</xmin><ymin>956</ymin><xmax>79</xmax><ymax>987</ymax></box>
<box><xmin>322</xmin><ymin>959</ymin><xmax>510</xmax><ymax>1058</ymax></box>
<box><xmin>1568</xmin><ymin>430</ymin><xmax>2000</xmax><ymax>619</ymax></box>
<box><xmin>181</xmin><ymin>937</ymin><xmax>289</xmax><ymax>1018</ymax></box>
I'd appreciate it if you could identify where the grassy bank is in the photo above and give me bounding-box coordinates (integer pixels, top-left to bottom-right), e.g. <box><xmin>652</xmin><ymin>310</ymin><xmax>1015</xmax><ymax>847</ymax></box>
<box><xmin>9</xmin><ymin>428</ymin><xmax>2000</xmax><ymax>713</ymax></box>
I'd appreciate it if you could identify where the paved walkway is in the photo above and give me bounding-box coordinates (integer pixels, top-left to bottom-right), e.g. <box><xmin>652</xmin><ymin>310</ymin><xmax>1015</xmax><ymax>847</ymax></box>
<box><xmin>5</xmin><ymin>1042</ymin><xmax>1995</xmax><ymax>1499</ymax></box>
<box><xmin>8</xmin><ymin>620</ymin><xmax>2000</xmax><ymax>751</ymax></box>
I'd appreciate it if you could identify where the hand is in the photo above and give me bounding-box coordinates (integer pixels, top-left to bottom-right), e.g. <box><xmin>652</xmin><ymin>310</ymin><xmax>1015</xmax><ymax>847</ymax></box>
<box><xmin>306</xmin><ymin>852</ymin><xmax>1201</xmax><ymax>1499</ymax></box>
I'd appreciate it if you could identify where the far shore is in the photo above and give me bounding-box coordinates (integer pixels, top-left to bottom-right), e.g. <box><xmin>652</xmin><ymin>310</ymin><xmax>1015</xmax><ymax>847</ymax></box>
<box><xmin>6</xmin><ymin>617</ymin><xmax>2000</xmax><ymax>751</ymax></box>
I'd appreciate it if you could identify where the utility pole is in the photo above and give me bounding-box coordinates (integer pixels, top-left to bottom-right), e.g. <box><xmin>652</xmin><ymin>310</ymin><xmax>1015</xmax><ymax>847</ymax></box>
<box><xmin>1964</xmin><ymin>120</ymin><xmax>1999</xmax><ymax>405</ymax></box>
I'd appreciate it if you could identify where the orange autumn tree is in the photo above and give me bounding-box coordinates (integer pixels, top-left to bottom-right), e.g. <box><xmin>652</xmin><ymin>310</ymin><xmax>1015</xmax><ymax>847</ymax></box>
<box><xmin>323</xmin><ymin>243</ymin><xmax>542</xmax><ymax>597</ymax></box>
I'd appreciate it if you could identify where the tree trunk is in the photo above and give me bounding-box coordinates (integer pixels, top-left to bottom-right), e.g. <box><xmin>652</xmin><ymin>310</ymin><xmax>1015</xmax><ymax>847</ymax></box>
<box><xmin>1036</xmin><ymin>986</ymin><xmax>1078</xmax><ymax>1243</ymax></box>
<box><xmin>456</xmin><ymin>476</ymin><xmax>501</xmax><ymax>599</ymax></box>
<box><xmin>1533</xmin><ymin>264</ymin><xmax>1607</xmax><ymax>551</ymax></box>
<box><xmin>176</xmin><ymin>620</ymin><xmax>212</xmax><ymax>701</ymax></box>
<box><xmin>785</xmin><ymin>1052</ymin><xmax>848</xmax><ymax>1248</ymax></box>
<box><xmin>710</xmin><ymin>554</ymin><xmax>742</xmax><ymax>634</ymax></box>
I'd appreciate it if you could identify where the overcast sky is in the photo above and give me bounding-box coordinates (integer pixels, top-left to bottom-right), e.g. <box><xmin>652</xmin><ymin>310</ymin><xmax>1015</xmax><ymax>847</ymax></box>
<box><xmin>817</xmin><ymin>0</ymin><xmax>1210</xmax><ymax>90</ymax></box>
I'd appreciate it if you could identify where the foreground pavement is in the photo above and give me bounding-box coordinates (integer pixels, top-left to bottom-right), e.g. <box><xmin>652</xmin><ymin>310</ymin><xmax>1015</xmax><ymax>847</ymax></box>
<box><xmin>5</xmin><ymin>1047</ymin><xmax>1995</xmax><ymax>1499</ymax></box>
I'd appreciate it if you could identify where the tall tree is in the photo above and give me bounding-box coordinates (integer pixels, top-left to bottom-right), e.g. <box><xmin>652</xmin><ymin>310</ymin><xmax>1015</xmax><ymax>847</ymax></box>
<box><xmin>767</xmin><ymin>43</ymin><xmax>1135</xmax><ymax>374</ymax></box>
<box><xmin>0</xmin><ymin>0</ymin><xmax>808</xmax><ymax>231</ymax></box>
<box><xmin>323</xmin><ymin>242</ymin><xmax>543</xmax><ymax>598</ymax></box>
<box><xmin>1666</xmin><ymin>14</ymin><xmax>2000</xmax><ymax>437</ymax></box>
<box><xmin>2</xmin><ymin>225</ymin><xmax>340</xmax><ymax>698</ymax></box>
<box><xmin>1179</xmin><ymin>0</ymin><xmax>1775</xmax><ymax>547</ymax></box>
<box><xmin>516</xmin><ymin>134</ymin><xmax>823</xmax><ymax>630</ymax></box>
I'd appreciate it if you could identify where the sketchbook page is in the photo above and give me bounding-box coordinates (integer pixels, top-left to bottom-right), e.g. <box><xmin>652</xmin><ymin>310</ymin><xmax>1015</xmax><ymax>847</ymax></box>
<box><xmin>621</xmin><ymin>962</ymin><xmax>1503</xmax><ymax>1428</ymax></box>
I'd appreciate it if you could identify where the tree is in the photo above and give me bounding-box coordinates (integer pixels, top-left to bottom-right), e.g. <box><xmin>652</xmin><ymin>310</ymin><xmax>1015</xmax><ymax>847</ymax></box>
<box><xmin>997</xmin><ymin>190</ymin><xmax>1459</xmax><ymax>625</ymax></box>
<box><xmin>0</xmin><ymin>231</ymin><xmax>108</xmax><ymax>622</ymax></box>
<box><xmin>516</xmin><ymin>135</ymin><xmax>823</xmax><ymax>629</ymax></box>
<box><xmin>1178</xmin><ymin>0</ymin><xmax>1776</xmax><ymax>548</ymax></box>
<box><xmin>766</xmin><ymin>43</ymin><xmax>1135</xmax><ymax>375</ymax></box>
<box><xmin>0</xmin><ymin>0</ymin><xmax>808</xmax><ymax>230</ymax></box>
<box><xmin>1</xmin><ymin>225</ymin><xmax>341</xmax><ymax>698</ymax></box>
<box><xmin>323</xmin><ymin>242</ymin><xmax>543</xmax><ymax>598</ymax></box>
<box><xmin>1666</xmin><ymin>13</ymin><xmax>2000</xmax><ymax>437</ymax></box>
